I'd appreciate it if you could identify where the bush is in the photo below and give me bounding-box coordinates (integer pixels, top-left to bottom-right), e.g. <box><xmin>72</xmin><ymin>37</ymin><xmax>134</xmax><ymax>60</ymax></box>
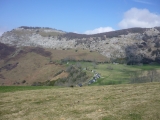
<box><xmin>22</xmin><ymin>80</ymin><xmax>26</xmax><ymax>84</ymax></box>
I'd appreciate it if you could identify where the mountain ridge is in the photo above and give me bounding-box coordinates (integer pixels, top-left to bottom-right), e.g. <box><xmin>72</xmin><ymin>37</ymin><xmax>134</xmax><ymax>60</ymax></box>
<box><xmin>1</xmin><ymin>26</ymin><xmax>160</xmax><ymax>64</ymax></box>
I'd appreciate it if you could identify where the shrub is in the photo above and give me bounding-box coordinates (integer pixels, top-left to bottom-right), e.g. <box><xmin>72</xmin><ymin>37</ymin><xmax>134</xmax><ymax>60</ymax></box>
<box><xmin>22</xmin><ymin>80</ymin><xmax>26</xmax><ymax>84</ymax></box>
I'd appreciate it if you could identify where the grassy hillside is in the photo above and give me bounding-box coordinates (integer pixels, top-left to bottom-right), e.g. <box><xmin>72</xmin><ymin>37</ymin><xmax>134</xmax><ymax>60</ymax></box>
<box><xmin>47</xmin><ymin>48</ymin><xmax>107</xmax><ymax>62</ymax></box>
<box><xmin>0</xmin><ymin>46</ymin><xmax>107</xmax><ymax>86</ymax></box>
<box><xmin>0</xmin><ymin>83</ymin><xmax>160</xmax><ymax>120</ymax></box>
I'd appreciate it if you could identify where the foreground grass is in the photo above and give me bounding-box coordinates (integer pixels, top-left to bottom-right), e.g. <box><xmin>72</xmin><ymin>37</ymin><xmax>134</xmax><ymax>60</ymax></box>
<box><xmin>0</xmin><ymin>83</ymin><xmax>160</xmax><ymax>120</ymax></box>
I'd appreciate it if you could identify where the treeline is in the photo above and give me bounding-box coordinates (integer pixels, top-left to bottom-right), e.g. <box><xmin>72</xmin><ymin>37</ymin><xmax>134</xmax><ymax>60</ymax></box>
<box><xmin>54</xmin><ymin>64</ymin><xmax>88</xmax><ymax>87</ymax></box>
<box><xmin>62</xmin><ymin>27</ymin><xmax>147</xmax><ymax>39</ymax></box>
<box><xmin>19</xmin><ymin>26</ymin><xmax>53</xmax><ymax>29</ymax></box>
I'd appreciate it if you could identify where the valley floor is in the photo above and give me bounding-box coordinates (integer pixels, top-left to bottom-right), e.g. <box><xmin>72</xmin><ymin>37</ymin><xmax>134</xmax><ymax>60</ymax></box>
<box><xmin>0</xmin><ymin>83</ymin><xmax>160</xmax><ymax>120</ymax></box>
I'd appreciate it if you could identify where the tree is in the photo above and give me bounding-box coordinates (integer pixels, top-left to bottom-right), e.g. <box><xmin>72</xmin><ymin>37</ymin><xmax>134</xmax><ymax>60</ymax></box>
<box><xmin>92</xmin><ymin>62</ymin><xmax>97</xmax><ymax>69</ymax></box>
<box><xmin>75</xmin><ymin>62</ymin><xmax>82</xmax><ymax>70</ymax></box>
<box><xmin>147</xmin><ymin>70</ymin><xmax>158</xmax><ymax>82</ymax></box>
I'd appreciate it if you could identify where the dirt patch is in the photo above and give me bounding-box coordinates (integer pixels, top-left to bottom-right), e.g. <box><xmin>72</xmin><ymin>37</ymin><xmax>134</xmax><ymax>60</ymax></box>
<box><xmin>0</xmin><ymin>74</ymin><xmax>5</xmax><ymax>79</ymax></box>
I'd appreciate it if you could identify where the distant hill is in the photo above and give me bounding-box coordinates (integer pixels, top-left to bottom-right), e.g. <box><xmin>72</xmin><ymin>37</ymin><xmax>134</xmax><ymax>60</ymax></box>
<box><xmin>1</xmin><ymin>26</ymin><xmax>160</xmax><ymax>64</ymax></box>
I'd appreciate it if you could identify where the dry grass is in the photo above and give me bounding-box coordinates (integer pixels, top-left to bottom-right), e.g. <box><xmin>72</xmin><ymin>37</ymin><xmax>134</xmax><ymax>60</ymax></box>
<box><xmin>46</xmin><ymin>48</ymin><xmax>107</xmax><ymax>62</ymax></box>
<box><xmin>12</xmin><ymin>30</ymin><xmax>32</xmax><ymax>36</ymax></box>
<box><xmin>38</xmin><ymin>31</ymin><xmax>64</xmax><ymax>37</ymax></box>
<box><xmin>0</xmin><ymin>52</ymin><xmax>66</xmax><ymax>85</ymax></box>
<box><xmin>12</xmin><ymin>29</ymin><xmax>64</xmax><ymax>37</ymax></box>
<box><xmin>0</xmin><ymin>83</ymin><xmax>160</xmax><ymax>120</ymax></box>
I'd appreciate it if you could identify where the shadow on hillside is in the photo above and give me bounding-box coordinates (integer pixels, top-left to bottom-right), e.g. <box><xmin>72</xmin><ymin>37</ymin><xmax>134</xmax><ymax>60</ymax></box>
<box><xmin>0</xmin><ymin>43</ymin><xmax>16</xmax><ymax>59</ymax></box>
<box><xmin>125</xmin><ymin>44</ymin><xmax>152</xmax><ymax>65</ymax></box>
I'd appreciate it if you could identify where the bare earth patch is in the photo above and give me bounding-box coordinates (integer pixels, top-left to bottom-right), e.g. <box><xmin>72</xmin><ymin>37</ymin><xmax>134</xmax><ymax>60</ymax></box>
<box><xmin>0</xmin><ymin>83</ymin><xmax>160</xmax><ymax>120</ymax></box>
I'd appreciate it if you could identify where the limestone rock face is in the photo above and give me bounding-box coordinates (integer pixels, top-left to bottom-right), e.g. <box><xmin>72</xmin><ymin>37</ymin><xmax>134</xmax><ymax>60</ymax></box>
<box><xmin>1</xmin><ymin>26</ymin><xmax>160</xmax><ymax>63</ymax></box>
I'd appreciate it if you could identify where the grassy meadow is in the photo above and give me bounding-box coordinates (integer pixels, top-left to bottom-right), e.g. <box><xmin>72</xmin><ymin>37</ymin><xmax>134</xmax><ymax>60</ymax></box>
<box><xmin>1</xmin><ymin>60</ymin><xmax>160</xmax><ymax>120</ymax></box>
<box><xmin>0</xmin><ymin>83</ymin><xmax>160</xmax><ymax>120</ymax></box>
<box><xmin>65</xmin><ymin>61</ymin><xmax>160</xmax><ymax>85</ymax></box>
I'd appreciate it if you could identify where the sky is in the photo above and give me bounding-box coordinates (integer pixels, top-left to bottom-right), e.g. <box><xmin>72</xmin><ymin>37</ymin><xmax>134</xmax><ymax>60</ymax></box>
<box><xmin>0</xmin><ymin>0</ymin><xmax>160</xmax><ymax>35</ymax></box>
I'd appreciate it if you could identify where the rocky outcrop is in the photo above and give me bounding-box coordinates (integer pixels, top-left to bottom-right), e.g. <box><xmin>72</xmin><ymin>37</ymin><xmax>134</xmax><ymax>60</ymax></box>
<box><xmin>1</xmin><ymin>26</ymin><xmax>160</xmax><ymax>63</ymax></box>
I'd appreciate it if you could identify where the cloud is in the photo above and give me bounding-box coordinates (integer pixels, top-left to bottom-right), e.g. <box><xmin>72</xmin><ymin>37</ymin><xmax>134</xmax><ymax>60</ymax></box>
<box><xmin>133</xmin><ymin>0</ymin><xmax>153</xmax><ymax>5</ymax></box>
<box><xmin>73</xmin><ymin>31</ymin><xmax>78</xmax><ymax>34</ymax></box>
<box><xmin>118</xmin><ymin>8</ymin><xmax>160</xmax><ymax>29</ymax></box>
<box><xmin>84</xmin><ymin>27</ymin><xmax>114</xmax><ymax>34</ymax></box>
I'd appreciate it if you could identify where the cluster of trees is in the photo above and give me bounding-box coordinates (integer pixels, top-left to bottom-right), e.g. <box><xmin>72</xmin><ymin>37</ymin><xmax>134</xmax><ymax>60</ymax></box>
<box><xmin>129</xmin><ymin>70</ymin><xmax>160</xmax><ymax>83</ymax></box>
<box><xmin>61</xmin><ymin>57</ymin><xmax>98</xmax><ymax>64</ymax></box>
<box><xmin>54</xmin><ymin>64</ymin><xmax>88</xmax><ymax>87</ymax></box>
<box><xmin>31</xmin><ymin>63</ymin><xmax>87</xmax><ymax>87</ymax></box>
<box><xmin>32</xmin><ymin>80</ymin><xmax>56</xmax><ymax>86</ymax></box>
